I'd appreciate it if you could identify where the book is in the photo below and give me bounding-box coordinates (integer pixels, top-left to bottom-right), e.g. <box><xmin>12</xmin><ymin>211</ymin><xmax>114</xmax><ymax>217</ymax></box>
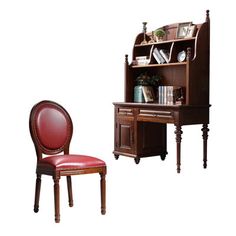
<box><xmin>158</xmin><ymin>86</ymin><xmax>183</xmax><ymax>105</ymax></box>
<box><xmin>166</xmin><ymin>86</ymin><xmax>173</xmax><ymax>105</ymax></box>
<box><xmin>142</xmin><ymin>86</ymin><xmax>155</xmax><ymax>103</ymax></box>
<box><xmin>158</xmin><ymin>86</ymin><xmax>163</xmax><ymax>104</ymax></box>
<box><xmin>135</xmin><ymin>56</ymin><xmax>150</xmax><ymax>65</ymax></box>
<box><xmin>153</xmin><ymin>48</ymin><xmax>165</xmax><ymax>64</ymax></box>
<box><xmin>153</xmin><ymin>51</ymin><xmax>162</xmax><ymax>64</ymax></box>
<box><xmin>159</xmin><ymin>49</ymin><xmax>170</xmax><ymax>63</ymax></box>
<box><xmin>135</xmin><ymin>45</ymin><xmax>154</xmax><ymax>66</ymax></box>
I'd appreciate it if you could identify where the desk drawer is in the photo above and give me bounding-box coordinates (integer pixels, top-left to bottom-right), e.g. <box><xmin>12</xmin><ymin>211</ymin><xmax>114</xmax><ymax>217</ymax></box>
<box><xmin>138</xmin><ymin>109</ymin><xmax>174</xmax><ymax>122</ymax></box>
<box><xmin>117</xmin><ymin>108</ymin><xmax>134</xmax><ymax>116</ymax></box>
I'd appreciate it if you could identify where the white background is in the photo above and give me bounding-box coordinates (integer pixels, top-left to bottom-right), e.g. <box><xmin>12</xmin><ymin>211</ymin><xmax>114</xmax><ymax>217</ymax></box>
<box><xmin>0</xmin><ymin>0</ymin><xmax>235</xmax><ymax>235</ymax></box>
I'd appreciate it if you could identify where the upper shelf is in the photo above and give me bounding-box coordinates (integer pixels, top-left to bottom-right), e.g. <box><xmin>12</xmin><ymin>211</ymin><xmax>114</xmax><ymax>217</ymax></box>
<box><xmin>134</xmin><ymin>37</ymin><xmax>196</xmax><ymax>47</ymax></box>
<box><xmin>132</xmin><ymin>62</ymin><xmax>187</xmax><ymax>68</ymax></box>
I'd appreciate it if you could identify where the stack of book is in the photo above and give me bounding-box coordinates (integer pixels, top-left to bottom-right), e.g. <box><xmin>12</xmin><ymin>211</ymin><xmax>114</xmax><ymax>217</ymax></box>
<box><xmin>135</xmin><ymin>56</ymin><xmax>150</xmax><ymax>66</ymax></box>
<box><xmin>133</xmin><ymin>45</ymin><xmax>154</xmax><ymax>66</ymax></box>
<box><xmin>157</xmin><ymin>86</ymin><xmax>183</xmax><ymax>105</ymax></box>
<box><xmin>153</xmin><ymin>48</ymin><xmax>170</xmax><ymax>64</ymax></box>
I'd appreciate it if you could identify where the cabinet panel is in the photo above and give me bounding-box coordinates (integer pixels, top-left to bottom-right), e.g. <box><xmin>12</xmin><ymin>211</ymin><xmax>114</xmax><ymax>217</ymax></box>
<box><xmin>114</xmin><ymin>105</ymin><xmax>167</xmax><ymax>159</ymax></box>
<box><xmin>120</xmin><ymin>123</ymin><xmax>132</xmax><ymax>148</ymax></box>
<box><xmin>115</xmin><ymin>118</ymin><xmax>135</xmax><ymax>155</ymax></box>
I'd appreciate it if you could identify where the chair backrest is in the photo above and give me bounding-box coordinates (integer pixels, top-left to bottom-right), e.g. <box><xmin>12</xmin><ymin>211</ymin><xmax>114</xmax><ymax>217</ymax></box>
<box><xmin>29</xmin><ymin>100</ymin><xmax>73</xmax><ymax>159</ymax></box>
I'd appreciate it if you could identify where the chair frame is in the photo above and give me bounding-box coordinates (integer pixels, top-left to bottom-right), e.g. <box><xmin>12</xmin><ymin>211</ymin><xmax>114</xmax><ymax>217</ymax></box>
<box><xmin>29</xmin><ymin>100</ymin><xmax>106</xmax><ymax>223</ymax></box>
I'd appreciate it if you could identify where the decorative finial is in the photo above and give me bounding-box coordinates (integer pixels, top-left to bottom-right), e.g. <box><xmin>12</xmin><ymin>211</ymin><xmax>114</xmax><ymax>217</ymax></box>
<box><xmin>125</xmin><ymin>54</ymin><xmax>128</xmax><ymax>63</ymax></box>
<box><xmin>206</xmin><ymin>10</ymin><xmax>210</xmax><ymax>22</ymax></box>
<box><xmin>142</xmin><ymin>22</ymin><xmax>147</xmax><ymax>33</ymax></box>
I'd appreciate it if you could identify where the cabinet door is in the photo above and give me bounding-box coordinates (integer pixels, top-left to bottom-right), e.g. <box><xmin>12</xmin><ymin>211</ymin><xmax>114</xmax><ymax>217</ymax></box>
<box><xmin>115</xmin><ymin>118</ymin><xmax>135</xmax><ymax>155</ymax></box>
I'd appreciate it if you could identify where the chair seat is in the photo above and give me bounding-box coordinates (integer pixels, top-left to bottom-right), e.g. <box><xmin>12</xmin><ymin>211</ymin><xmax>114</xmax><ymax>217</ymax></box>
<box><xmin>38</xmin><ymin>154</ymin><xmax>106</xmax><ymax>170</ymax></box>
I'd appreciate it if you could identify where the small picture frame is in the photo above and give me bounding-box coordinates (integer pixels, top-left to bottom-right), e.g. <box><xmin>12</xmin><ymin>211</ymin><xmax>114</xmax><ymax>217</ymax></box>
<box><xmin>185</xmin><ymin>25</ymin><xmax>197</xmax><ymax>38</ymax></box>
<box><xmin>176</xmin><ymin>22</ymin><xmax>192</xmax><ymax>39</ymax></box>
<box><xmin>142</xmin><ymin>86</ymin><xmax>155</xmax><ymax>103</ymax></box>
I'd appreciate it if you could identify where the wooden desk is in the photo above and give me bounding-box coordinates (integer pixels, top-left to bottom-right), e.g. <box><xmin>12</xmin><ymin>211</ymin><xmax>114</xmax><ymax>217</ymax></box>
<box><xmin>113</xmin><ymin>102</ymin><xmax>210</xmax><ymax>173</ymax></box>
<box><xmin>113</xmin><ymin>11</ymin><xmax>211</xmax><ymax>173</ymax></box>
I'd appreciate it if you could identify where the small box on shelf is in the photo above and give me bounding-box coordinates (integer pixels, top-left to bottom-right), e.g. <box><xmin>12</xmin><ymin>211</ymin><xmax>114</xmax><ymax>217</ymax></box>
<box><xmin>134</xmin><ymin>56</ymin><xmax>150</xmax><ymax>66</ymax></box>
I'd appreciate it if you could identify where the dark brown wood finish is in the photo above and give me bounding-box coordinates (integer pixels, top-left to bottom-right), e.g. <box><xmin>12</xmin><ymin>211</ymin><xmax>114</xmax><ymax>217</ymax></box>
<box><xmin>53</xmin><ymin>175</ymin><xmax>60</xmax><ymax>223</ymax></box>
<box><xmin>100</xmin><ymin>173</ymin><xmax>106</xmax><ymax>215</ymax></box>
<box><xmin>113</xmin><ymin>11</ymin><xmax>210</xmax><ymax>173</ymax></box>
<box><xmin>66</xmin><ymin>176</ymin><xmax>73</xmax><ymax>207</ymax></box>
<box><xmin>175</xmin><ymin>125</ymin><xmax>182</xmax><ymax>173</ymax></box>
<box><xmin>34</xmin><ymin>174</ymin><xmax>41</xmax><ymax>213</ymax></box>
<box><xmin>113</xmin><ymin>105</ymin><xmax>167</xmax><ymax>164</ymax></box>
<box><xmin>30</xmin><ymin>101</ymin><xmax>107</xmax><ymax>222</ymax></box>
<box><xmin>35</xmin><ymin>151</ymin><xmax>107</xmax><ymax>223</ymax></box>
<box><xmin>202</xmin><ymin>124</ymin><xmax>209</xmax><ymax>168</ymax></box>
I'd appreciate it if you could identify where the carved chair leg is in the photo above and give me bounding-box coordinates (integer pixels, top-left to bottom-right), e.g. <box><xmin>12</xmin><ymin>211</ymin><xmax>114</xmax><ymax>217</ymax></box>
<box><xmin>175</xmin><ymin>125</ymin><xmax>183</xmax><ymax>173</ymax></box>
<box><xmin>53</xmin><ymin>175</ymin><xmax>60</xmax><ymax>223</ymax></box>
<box><xmin>202</xmin><ymin>124</ymin><xmax>209</xmax><ymax>169</ymax></box>
<box><xmin>67</xmin><ymin>176</ymin><xmax>73</xmax><ymax>207</ymax></box>
<box><xmin>34</xmin><ymin>174</ymin><xmax>41</xmax><ymax>213</ymax></box>
<box><xmin>100</xmin><ymin>173</ymin><xmax>106</xmax><ymax>215</ymax></box>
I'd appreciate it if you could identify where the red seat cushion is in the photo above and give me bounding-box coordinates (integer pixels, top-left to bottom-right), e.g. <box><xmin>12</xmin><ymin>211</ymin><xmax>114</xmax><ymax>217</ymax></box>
<box><xmin>38</xmin><ymin>154</ymin><xmax>106</xmax><ymax>170</ymax></box>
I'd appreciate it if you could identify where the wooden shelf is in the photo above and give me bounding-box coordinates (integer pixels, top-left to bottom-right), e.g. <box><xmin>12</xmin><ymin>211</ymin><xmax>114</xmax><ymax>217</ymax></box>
<box><xmin>113</xmin><ymin>11</ymin><xmax>211</xmax><ymax>172</ymax></box>
<box><xmin>113</xmin><ymin>102</ymin><xmax>183</xmax><ymax>108</ymax></box>
<box><xmin>132</xmin><ymin>62</ymin><xmax>187</xmax><ymax>68</ymax></box>
<box><xmin>134</xmin><ymin>37</ymin><xmax>196</xmax><ymax>47</ymax></box>
<box><xmin>125</xmin><ymin>17</ymin><xmax>209</xmax><ymax>105</ymax></box>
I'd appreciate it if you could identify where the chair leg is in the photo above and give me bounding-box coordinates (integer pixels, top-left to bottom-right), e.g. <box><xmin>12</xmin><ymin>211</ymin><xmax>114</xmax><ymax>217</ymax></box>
<box><xmin>34</xmin><ymin>174</ymin><xmax>41</xmax><ymax>213</ymax></box>
<box><xmin>100</xmin><ymin>173</ymin><xmax>106</xmax><ymax>215</ymax></box>
<box><xmin>53</xmin><ymin>175</ymin><xmax>60</xmax><ymax>223</ymax></box>
<box><xmin>66</xmin><ymin>176</ymin><xmax>73</xmax><ymax>207</ymax></box>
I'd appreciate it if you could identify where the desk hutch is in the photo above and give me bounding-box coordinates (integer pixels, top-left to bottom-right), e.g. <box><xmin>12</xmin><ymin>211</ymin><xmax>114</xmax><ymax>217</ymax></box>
<box><xmin>113</xmin><ymin>11</ymin><xmax>210</xmax><ymax>173</ymax></box>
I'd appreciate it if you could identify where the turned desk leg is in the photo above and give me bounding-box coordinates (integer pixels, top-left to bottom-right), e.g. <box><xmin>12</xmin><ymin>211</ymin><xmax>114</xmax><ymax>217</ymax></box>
<box><xmin>202</xmin><ymin>124</ymin><xmax>209</xmax><ymax>169</ymax></box>
<box><xmin>175</xmin><ymin>125</ymin><xmax>182</xmax><ymax>173</ymax></box>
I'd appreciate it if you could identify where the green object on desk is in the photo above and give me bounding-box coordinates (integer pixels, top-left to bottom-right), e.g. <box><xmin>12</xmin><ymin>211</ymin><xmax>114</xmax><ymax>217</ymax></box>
<box><xmin>134</xmin><ymin>85</ymin><xmax>145</xmax><ymax>103</ymax></box>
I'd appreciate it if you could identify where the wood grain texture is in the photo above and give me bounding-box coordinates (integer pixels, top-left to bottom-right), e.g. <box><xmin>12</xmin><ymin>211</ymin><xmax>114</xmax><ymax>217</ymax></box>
<box><xmin>113</xmin><ymin>11</ymin><xmax>210</xmax><ymax>173</ymax></box>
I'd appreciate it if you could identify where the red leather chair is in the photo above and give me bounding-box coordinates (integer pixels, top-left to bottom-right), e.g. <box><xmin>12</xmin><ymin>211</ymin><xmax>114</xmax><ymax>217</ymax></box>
<box><xmin>29</xmin><ymin>100</ymin><xmax>106</xmax><ymax>223</ymax></box>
